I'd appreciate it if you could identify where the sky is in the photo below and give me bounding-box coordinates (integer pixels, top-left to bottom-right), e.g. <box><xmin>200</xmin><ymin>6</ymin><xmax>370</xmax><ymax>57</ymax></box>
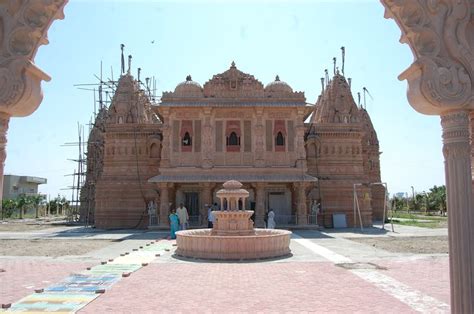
<box><xmin>5</xmin><ymin>0</ymin><xmax>445</xmax><ymax>199</ymax></box>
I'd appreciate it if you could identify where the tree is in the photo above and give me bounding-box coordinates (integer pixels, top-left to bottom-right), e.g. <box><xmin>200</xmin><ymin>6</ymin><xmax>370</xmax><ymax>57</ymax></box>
<box><xmin>48</xmin><ymin>195</ymin><xmax>70</xmax><ymax>216</ymax></box>
<box><xmin>2</xmin><ymin>199</ymin><xmax>17</xmax><ymax>219</ymax></box>
<box><xmin>31</xmin><ymin>194</ymin><xmax>46</xmax><ymax>218</ymax></box>
<box><xmin>16</xmin><ymin>194</ymin><xmax>34</xmax><ymax>219</ymax></box>
<box><xmin>428</xmin><ymin>185</ymin><xmax>446</xmax><ymax>215</ymax></box>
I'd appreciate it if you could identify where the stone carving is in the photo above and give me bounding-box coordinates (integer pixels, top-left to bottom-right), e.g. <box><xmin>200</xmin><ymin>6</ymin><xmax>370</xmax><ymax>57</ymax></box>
<box><xmin>202</xmin><ymin>62</ymin><xmax>265</xmax><ymax>98</ymax></box>
<box><xmin>382</xmin><ymin>0</ymin><xmax>473</xmax><ymax>114</ymax></box>
<box><xmin>0</xmin><ymin>0</ymin><xmax>68</xmax><ymax>117</ymax></box>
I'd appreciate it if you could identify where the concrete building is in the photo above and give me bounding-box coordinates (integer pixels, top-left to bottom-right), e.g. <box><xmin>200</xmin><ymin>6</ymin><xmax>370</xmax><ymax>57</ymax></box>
<box><xmin>83</xmin><ymin>62</ymin><xmax>384</xmax><ymax>229</ymax></box>
<box><xmin>2</xmin><ymin>175</ymin><xmax>47</xmax><ymax>200</ymax></box>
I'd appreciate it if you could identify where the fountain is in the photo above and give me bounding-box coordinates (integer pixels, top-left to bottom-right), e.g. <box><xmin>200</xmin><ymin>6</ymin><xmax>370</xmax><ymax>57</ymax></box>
<box><xmin>175</xmin><ymin>180</ymin><xmax>292</xmax><ymax>260</ymax></box>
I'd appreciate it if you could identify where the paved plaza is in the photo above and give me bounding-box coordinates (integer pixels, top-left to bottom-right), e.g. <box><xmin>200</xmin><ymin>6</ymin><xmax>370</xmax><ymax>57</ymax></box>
<box><xmin>0</xmin><ymin>224</ymin><xmax>449</xmax><ymax>313</ymax></box>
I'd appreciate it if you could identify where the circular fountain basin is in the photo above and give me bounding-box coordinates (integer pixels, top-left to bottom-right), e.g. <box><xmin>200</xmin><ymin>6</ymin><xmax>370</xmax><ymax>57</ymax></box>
<box><xmin>175</xmin><ymin>228</ymin><xmax>292</xmax><ymax>260</ymax></box>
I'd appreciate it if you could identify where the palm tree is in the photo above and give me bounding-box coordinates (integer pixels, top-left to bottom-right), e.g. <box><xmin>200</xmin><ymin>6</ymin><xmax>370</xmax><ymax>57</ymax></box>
<box><xmin>16</xmin><ymin>194</ymin><xmax>31</xmax><ymax>219</ymax></box>
<box><xmin>31</xmin><ymin>195</ymin><xmax>46</xmax><ymax>218</ymax></box>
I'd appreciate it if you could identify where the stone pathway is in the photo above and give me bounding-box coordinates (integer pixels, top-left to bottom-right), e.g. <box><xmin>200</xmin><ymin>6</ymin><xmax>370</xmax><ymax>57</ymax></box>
<box><xmin>1</xmin><ymin>240</ymin><xmax>173</xmax><ymax>312</ymax></box>
<box><xmin>0</xmin><ymin>226</ymin><xmax>450</xmax><ymax>313</ymax></box>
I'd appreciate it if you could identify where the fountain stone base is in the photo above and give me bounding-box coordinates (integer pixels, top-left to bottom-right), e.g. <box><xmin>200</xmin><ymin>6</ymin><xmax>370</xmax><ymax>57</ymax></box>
<box><xmin>175</xmin><ymin>180</ymin><xmax>291</xmax><ymax>260</ymax></box>
<box><xmin>175</xmin><ymin>210</ymin><xmax>291</xmax><ymax>260</ymax></box>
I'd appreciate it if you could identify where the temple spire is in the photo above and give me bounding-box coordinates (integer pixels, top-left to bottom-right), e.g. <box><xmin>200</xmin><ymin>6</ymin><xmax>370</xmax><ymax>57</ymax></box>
<box><xmin>333</xmin><ymin>57</ymin><xmax>336</xmax><ymax>75</ymax></box>
<box><xmin>127</xmin><ymin>55</ymin><xmax>132</xmax><ymax>75</ymax></box>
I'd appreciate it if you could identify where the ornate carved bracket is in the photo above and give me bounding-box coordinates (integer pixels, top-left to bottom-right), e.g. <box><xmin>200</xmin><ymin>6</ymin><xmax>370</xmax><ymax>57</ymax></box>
<box><xmin>0</xmin><ymin>0</ymin><xmax>68</xmax><ymax>117</ymax></box>
<box><xmin>381</xmin><ymin>0</ymin><xmax>473</xmax><ymax>115</ymax></box>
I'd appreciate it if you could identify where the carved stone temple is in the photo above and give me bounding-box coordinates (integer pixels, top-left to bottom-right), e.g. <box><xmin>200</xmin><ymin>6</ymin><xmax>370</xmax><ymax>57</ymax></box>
<box><xmin>84</xmin><ymin>62</ymin><xmax>384</xmax><ymax>229</ymax></box>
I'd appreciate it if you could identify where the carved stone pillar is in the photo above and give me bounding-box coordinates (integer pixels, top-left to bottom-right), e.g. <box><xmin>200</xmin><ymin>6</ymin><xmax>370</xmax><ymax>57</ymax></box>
<box><xmin>295</xmin><ymin>109</ymin><xmax>307</xmax><ymax>169</ymax></box>
<box><xmin>0</xmin><ymin>114</ymin><xmax>10</xmax><ymax>214</ymax></box>
<box><xmin>0</xmin><ymin>1</ymin><xmax>68</xmax><ymax>209</ymax></box>
<box><xmin>381</xmin><ymin>1</ymin><xmax>474</xmax><ymax>311</ymax></box>
<box><xmin>158</xmin><ymin>183</ymin><xmax>169</xmax><ymax>227</ymax></box>
<box><xmin>255</xmin><ymin>109</ymin><xmax>265</xmax><ymax>167</ymax></box>
<box><xmin>295</xmin><ymin>182</ymin><xmax>308</xmax><ymax>225</ymax></box>
<box><xmin>160</xmin><ymin>110</ymin><xmax>171</xmax><ymax>168</ymax></box>
<box><xmin>254</xmin><ymin>183</ymin><xmax>265</xmax><ymax>227</ymax></box>
<box><xmin>441</xmin><ymin>111</ymin><xmax>474</xmax><ymax>313</ymax></box>
<box><xmin>202</xmin><ymin>108</ymin><xmax>213</xmax><ymax>169</ymax></box>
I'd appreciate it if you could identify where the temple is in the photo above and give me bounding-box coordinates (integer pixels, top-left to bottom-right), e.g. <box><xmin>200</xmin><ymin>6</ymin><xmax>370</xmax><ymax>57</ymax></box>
<box><xmin>82</xmin><ymin>62</ymin><xmax>384</xmax><ymax>229</ymax></box>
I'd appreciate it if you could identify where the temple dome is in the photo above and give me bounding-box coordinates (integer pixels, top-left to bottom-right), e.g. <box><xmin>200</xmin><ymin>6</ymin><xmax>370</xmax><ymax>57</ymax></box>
<box><xmin>265</xmin><ymin>75</ymin><xmax>293</xmax><ymax>93</ymax></box>
<box><xmin>174</xmin><ymin>75</ymin><xmax>203</xmax><ymax>97</ymax></box>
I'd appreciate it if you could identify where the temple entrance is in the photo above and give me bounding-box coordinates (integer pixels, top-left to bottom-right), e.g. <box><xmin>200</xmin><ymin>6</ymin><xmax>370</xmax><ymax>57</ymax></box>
<box><xmin>268</xmin><ymin>191</ymin><xmax>293</xmax><ymax>225</ymax></box>
<box><xmin>184</xmin><ymin>192</ymin><xmax>200</xmax><ymax>226</ymax></box>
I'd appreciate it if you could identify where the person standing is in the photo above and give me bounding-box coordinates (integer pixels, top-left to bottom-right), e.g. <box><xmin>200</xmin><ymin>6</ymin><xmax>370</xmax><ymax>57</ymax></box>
<box><xmin>267</xmin><ymin>208</ymin><xmax>276</xmax><ymax>229</ymax></box>
<box><xmin>169</xmin><ymin>208</ymin><xmax>179</xmax><ymax>240</ymax></box>
<box><xmin>177</xmin><ymin>203</ymin><xmax>189</xmax><ymax>230</ymax></box>
<box><xmin>207</xmin><ymin>204</ymin><xmax>215</xmax><ymax>228</ymax></box>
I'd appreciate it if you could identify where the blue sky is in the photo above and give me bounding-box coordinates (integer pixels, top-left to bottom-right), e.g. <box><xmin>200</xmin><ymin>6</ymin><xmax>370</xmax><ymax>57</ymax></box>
<box><xmin>5</xmin><ymin>0</ymin><xmax>444</xmax><ymax>199</ymax></box>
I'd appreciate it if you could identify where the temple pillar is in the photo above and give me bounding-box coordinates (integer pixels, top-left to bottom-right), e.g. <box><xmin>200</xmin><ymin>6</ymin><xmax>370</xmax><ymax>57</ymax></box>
<box><xmin>160</xmin><ymin>109</ymin><xmax>171</xmax><ymax>167</ymax></box>
<box><xmin>381</xmin><ymin>1</ymin><xmax>474</xmax><ymax>311</ymax></box>
<box><xmin>295</xmin><ymin>182</ymin><xmax>308</xmax><ymax>225</ymax></box>
<box><xmin>200</xmin><ymin>182</ymin><xmax>213</xmax><ymax>226</ymax></box>
<box><xmin>202</xmin><ymin>108</ymin><xmax>213</xmax><ymax>169</ymax></box>
<box><xmin>254</xmin><ymin>183</ymin><xmax>265</xmax><ymax>227</ymax></box>
<box><xmin>255</xmin><ymin>109</ymin><xmax>265</xmax><ymax>167</ymax></box>
<box><xmin>0</xmin><ymin>1</ymin><xmax>68</xmax><ymax>214</ymax></box>
<box><xmin>441</xmin><ymin>110</ymin><xmax>474</xmax><ymax>313</ymax></box>
<box><xmin>0</xmin><ymin>114</ymin><xmax>10</xmax><ymax>216</ymax></box>
<box><xmin>158</xmin><ymin>183</ymin><xmax>169</xmax><ymax>227</ymax></box>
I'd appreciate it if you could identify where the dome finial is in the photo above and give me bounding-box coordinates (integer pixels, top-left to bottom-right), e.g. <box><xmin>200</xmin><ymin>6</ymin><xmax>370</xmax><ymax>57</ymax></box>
<box><xmin>275</xmin><ymin>75</ymin><xmax>280</xmax><ymax>81</ymax></box>
<box><xmin>186</xmin><ymin>75</ymin><xmax>192</xmax><ymax>81</ymax></box>
<box><xmin>231</xmin><ymin>61</ymin><xmax>236</xmax><ymax>68</ymax></box>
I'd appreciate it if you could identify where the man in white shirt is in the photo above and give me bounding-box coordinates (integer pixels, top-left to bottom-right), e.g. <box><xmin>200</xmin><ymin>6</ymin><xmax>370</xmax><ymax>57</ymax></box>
<box><xmin>176</xmin><ymin>203</ymin><xmax>189</xmax><ymax>230</ymax></box>
<box><xmin>207</xmin><ymin>204</ymin><xmax>216</xmax><ymax>228</ymax></box>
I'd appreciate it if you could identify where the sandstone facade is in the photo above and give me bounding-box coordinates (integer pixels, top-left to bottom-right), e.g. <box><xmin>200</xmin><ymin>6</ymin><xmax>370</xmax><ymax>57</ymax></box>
<box><xmin>88</xmin><ymin>63</ymin><xmax>383</xmax><ymax>229</ymax></box>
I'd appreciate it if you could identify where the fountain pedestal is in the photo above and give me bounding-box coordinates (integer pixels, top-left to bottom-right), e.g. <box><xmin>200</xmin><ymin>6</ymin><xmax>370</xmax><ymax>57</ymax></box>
<box><xmin>211</xmin><ymin>210</ymin><xmax>255</xmax><ymax>236</ymax></box>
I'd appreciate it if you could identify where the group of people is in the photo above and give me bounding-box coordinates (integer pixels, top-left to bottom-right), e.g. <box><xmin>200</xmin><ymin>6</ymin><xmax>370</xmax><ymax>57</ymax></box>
<box><xmin>168</xmin><ymin>203</ymin><xmax>277</xmax><ymax>239</ymax></box>
<box><xmin>168</xmin><ymin>203</ymin><xmax>189</xmax><ymax>239</ymax></box>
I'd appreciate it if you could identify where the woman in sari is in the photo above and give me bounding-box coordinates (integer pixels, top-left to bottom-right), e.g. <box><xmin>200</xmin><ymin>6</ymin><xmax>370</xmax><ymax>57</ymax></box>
<box><xmin>169</xmin><ymin>208</ymin><xmax>179</xmax><ymax>240</ymax></box>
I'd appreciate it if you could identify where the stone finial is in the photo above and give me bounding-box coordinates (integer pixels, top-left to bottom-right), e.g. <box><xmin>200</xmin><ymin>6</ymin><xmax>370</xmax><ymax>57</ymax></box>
<box><xmin>231</xmin><ymin>61</ymin><xmax>236</xmax><ymax>68</ymax></box>
<box><xmin>275</xmin><ymin>75</ymin><xmax>280</xmax><ymax>81</ymax></box>
<box><xmin>186</xmin><ymin>75</ymin><xmax>192</xmax><ymax>81</ymax></box>
<box><xmin>127</xmin><ymin>55</ymin><xmax>132</xmax><ymax>75</ymax></box>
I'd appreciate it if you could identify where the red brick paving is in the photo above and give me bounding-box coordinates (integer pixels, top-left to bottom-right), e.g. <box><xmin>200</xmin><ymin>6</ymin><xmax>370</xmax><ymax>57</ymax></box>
<box><xmin>378</xmin><ymin>256</ymin><xmax>450</xmax><ymax>305</ymax></box>
<box><xmin>80</xmin><ymin>262</ymin><xmax>417</xmax><ymax>313</ymax></box>
<box><xmin>0</xmin><ymin>260</ymin><xmax>94</xmax><ymax>305</ymax></box>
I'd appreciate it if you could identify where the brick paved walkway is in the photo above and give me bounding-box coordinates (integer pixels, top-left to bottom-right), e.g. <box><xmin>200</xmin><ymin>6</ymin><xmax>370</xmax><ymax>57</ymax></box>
<box><xmin>81</xmin><ymin>262</ymin><xmax>420</xmax><ymax>313</ymax></box>
<box><xmin>0</xmin><ymin>260</ymin><xmax>93</xmax><ymax>305</ymax></box>
<box><xmin>0</xmin><ymin>229</ymin><xmax>450</xmax><ymax>313</ymax></box>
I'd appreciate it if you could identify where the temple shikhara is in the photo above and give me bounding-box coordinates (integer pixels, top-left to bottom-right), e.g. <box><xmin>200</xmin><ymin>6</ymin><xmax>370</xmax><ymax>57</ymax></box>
<box><xmin>81</xmin><ymin>61</ymin><xmax>384</xmax><ymax>229</ymax></box>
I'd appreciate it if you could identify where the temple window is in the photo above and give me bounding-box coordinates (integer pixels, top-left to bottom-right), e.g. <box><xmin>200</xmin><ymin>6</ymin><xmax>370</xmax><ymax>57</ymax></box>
<box><xmin>180</xmin><ymin>120</ymin><xmax>193</xmax><ymax>152</ymax></box>
<box><xmin>182</xmin><ymin>132</ymin><xmax>192</xmax><ymax>146</ymax></box>
<box><xmin>275</xmin><ymin>132</ymin><xmax>285</xmax><ymax>146</ymax></box>
<box><xmin>225</xmin><ymin>120</ymin><xmax>241</xmax><ymax>152</ymax></box>
<box><xmin>273</xmin><ymin>120</ymin><xmax>286</xmax><ymax>152</ymax></box>
<box><xmin>227</xmin><ymin>132</ymin><xmax>240</xmax><ymax>146</ymax></box>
